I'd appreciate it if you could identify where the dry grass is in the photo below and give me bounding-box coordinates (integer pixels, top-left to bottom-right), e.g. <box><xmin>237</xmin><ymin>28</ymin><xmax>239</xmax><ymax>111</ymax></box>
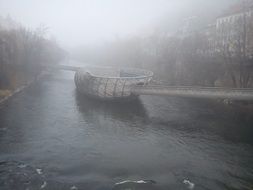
<box><xmin>0</xmin><ymin>90</ymin><xmax>11</xmax><ymax>98</ymax></box>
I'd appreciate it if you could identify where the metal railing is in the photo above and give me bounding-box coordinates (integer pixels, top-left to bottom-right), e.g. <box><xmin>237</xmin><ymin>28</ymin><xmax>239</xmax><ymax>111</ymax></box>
<box><xmin>131</xmin><ymin>85</ymin><xmax>253</xmax><ymax>100</ymax></box>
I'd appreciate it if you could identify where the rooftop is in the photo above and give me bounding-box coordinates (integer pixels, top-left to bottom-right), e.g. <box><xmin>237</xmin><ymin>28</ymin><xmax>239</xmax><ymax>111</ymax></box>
<box><xmin>218</xmin><ymin>0</ymin><xmax>253</xmax><ymax>18</ymax></box>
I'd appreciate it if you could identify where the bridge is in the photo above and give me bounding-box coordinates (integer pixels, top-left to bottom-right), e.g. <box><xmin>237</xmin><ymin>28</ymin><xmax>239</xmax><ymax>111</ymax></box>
<box><xmin>54</xmin><ymin>64</ymin><xmax>253</xmax><ymax>101</ymax></box>
<box><xmin>131</xmin><ymin>85</ymin><xmax>253</xmax><ymax>101</ymax></box>
<box><xmin>49</xmin><ymin>65</ymin><xmax>81</xmax><ymax>72</ymax></box>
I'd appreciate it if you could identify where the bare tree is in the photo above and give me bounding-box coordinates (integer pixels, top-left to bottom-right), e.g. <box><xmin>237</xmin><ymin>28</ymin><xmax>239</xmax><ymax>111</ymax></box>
<box><xmin>0</xmin><ymin>17</ymin><xmax>65</xmax><ymax>90</ymax></box>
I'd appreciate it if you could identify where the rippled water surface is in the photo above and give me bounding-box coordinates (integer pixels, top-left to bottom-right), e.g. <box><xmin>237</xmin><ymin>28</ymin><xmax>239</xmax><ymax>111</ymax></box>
<box><xmin>0</xmin><ymin>63</ymin><xmax>253</xmax><ymax>190</ymax></box>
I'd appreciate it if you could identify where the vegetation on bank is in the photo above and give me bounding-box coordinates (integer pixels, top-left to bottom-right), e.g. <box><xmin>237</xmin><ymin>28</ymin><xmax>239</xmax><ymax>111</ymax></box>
<box><xmin>0</xmin><ymin>16</ymin><xmax>65</xmax><ymax>100</ymax></box>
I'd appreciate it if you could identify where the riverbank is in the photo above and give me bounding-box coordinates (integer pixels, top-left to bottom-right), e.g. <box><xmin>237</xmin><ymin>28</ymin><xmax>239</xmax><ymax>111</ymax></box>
<box><xmin>0</xmin><ymin>71</ymin><xmax>47</xmax><ymax>105</ymax></box>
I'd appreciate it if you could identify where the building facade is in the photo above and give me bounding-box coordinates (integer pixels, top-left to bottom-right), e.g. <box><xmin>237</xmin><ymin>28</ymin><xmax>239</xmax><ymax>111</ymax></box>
<box><xmin>215</xmin><ymin>0</ymin><xmax>253</xmax><ymax>58</ymax></box>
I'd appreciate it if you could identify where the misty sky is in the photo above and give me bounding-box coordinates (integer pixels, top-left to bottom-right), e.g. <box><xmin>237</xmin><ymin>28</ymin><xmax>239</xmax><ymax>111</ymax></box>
<box><xmin>0</xmin><ymin>0</ymin><xmax>236</xmax><ymax>47</ymax></box>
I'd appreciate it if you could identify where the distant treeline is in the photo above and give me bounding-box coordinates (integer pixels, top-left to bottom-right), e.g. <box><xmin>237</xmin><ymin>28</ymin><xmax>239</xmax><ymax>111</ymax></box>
<box><xmin>73</xmin><ymin>3</ymin><xmax>253</xmax><ymax>89</ymax></box>
<box><xmin>0</xmin><ymin>18</ymin><xmax>65</xmax><ymax>90</ymax></box>
<box><xmin>74</xmin><ymin>32</ymin><xmax>253</xmax><ymax>88</ymax></box>
<box><xmin>73</xmin><ymin>34</ymin><xmax>224</xmax><ymax>87</ymax></box>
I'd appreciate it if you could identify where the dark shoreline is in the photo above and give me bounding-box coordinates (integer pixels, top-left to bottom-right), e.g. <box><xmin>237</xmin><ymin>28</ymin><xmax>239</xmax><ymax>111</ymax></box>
<box><xmin>0</xmin><ymin>72</ymin><xmax>47</xmax><ymax>105</ymax></box>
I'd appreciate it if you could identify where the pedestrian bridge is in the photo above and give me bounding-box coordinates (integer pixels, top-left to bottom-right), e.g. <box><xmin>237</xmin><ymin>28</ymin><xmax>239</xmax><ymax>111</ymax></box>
<box><xmin>131</xmin><ymin>85</ymin><xmax>253</xmax><ymax>101</ymax></box>
<box><xmin>53</xmin><ymin>64</ymin><xmax>253</xmax><ymax>101</ymax></box>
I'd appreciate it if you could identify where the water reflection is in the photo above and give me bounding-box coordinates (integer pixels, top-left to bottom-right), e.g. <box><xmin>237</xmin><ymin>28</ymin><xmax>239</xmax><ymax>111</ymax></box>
<box><xmin>75</xmin><ymin>91</ymin><xmax>149</xmax><ymax>123</ymax></box>
<box><xmin>0</xmin><ymin>70</ymin><xmax>253</xmax><ymax>190</ymax></box>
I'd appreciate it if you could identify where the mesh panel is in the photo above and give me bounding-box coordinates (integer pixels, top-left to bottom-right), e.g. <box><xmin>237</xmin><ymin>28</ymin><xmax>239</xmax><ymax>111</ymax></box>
<box><xmin>75</xmin><ymin>67</ymin><xmax>153</xmax><ymax>100</ymax></box>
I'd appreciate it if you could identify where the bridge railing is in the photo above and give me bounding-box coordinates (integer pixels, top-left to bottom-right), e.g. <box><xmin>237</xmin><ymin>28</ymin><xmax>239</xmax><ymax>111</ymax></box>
<box><xmin>131</xmin><ymin>85</ymin><xmax>253</xmax><ymax>101</ymax></box>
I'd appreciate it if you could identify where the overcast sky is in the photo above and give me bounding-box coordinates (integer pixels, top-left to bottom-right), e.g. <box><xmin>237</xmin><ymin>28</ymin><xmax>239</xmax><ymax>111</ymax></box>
<box><xmin>0</xmin><ymin>0</ymin><xmax>236</xmax><ymax>48</ymax></box>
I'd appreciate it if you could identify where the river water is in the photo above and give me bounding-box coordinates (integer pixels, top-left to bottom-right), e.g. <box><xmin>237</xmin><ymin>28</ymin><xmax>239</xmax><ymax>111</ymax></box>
<box><xmin>0</xmin><ymin>62</ymin><xmax>253</xmax><ymax>190</ymax></box>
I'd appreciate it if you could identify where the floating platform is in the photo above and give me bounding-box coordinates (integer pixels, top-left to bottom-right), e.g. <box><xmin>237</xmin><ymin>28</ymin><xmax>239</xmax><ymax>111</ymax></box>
<box><xmin>54</xmin><ymin>64</ymin><xmax>253</xmax><ymax>101</ymax></box>
<box><xmin>74</xmin><ymin>66</ymin><xmax>153</xmax><ymax>100</ymax></box>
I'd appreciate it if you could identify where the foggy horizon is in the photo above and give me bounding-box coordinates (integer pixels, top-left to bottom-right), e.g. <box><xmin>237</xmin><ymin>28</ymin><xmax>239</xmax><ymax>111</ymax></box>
<box><xmin>0</xmin><ymin>0</ymin><xmax>237</xmax><ymax>48</ymax></box>
<box><xmin>1</xmin><ymin>0</ymin><xmax>253</xmax><ymax>190</ymax></box>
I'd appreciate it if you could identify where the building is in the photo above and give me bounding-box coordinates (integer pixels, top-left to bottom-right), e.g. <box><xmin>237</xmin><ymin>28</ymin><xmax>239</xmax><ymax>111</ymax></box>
<box><xmin>179</xmin><ymin>16</ymin><xmax>200</xmax><ymax>38</ymax></box>
<box><xmin>216</xmin><ymin>0</ymin><xmax>253</xmax><ymax>27</ymax></box>
<box><xmin>202</xmin><ymin>23</ymin><xmax>217</xmax><ymax>56</ymax></box>
<box><xmin>216</xmin><ymin>0</ymin><xmax>253</xmax><ymax>57</ymax></box>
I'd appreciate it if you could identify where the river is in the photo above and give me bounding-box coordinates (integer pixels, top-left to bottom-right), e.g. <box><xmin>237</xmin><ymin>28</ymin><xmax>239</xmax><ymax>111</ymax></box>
<box><xmin>0</xmin><ymin>61</ymin><xmax>253</xmax><ymax>190</ymax></box>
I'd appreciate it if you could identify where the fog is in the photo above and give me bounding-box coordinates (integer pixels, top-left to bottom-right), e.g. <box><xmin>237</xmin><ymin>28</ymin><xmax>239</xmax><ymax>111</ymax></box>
<box><xmin>1</xmin><ymin>1</ymin><xmax>253</xmax><ymax>190</ymax></box>
<box><xmin>0</xmin><ymin>0</ymin><xmax>236</xmax><ymax>48</ymax></box>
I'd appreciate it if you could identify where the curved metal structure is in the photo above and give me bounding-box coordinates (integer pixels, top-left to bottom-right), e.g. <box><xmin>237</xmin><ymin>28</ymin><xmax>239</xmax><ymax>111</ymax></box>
<box><xmin>54</xmin><ymin>64</ymin><xmax>253</xmax><ymax>101</ymax></box>
<box><xmin>74</xmin><ymin>66</ymin><xmax>153</xmax><ymax>100</ymax></box>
